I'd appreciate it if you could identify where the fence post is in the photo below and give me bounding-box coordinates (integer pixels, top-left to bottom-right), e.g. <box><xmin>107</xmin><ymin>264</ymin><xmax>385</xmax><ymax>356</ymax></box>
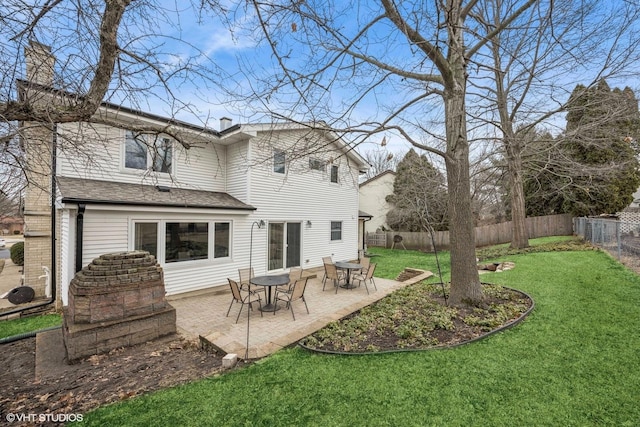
<box><xmin>616</xmin><ymin>221</ymin><xmax>621</xmax><ymax>260</ymax></box>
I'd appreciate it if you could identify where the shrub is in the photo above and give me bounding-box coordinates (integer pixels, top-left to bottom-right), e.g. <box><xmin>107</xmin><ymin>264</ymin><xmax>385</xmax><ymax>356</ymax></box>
<box><xmin>10</xmin><ymin>241</ymin><xmax>24</xmax><ymax>266</ymax></box>
<box><xmin>13</xmin><ymin>230</ymin><xmax>20</xmax><ymax>235</ymax></box>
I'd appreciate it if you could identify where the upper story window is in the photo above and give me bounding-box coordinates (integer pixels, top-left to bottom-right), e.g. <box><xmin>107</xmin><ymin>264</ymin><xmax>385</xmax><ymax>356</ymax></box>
<box><xmin>273</xmin><ymin>149</ymin><xmax>286</xmax><ymax>174</ymax></box>
<box><xmin>125</xmin><ymin>131</ymin><xmax>173</xmax><ymax>174</ymax></box>
<box><xmin>309</xmin><ymin>158</ymin><xmax>325</xmax><ymax>172</ymax></box>
<box><xmin>330</xmin><ymin>164</ymin><xmax>339</xmax><ymax>183</ymax></box>
<box><xmin>330</xmin><ymin>221</ymin><xmax>342</xmax><ymax>241</ymax></box>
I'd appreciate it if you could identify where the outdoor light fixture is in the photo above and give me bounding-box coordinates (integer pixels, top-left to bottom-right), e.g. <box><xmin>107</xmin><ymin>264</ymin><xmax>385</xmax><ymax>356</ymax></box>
<box><xmin>306</xmin><ymin>220</ymin><xmax>312</xmax><ymax>227</ymax></box>
<box><xmin>249</xmin><ymin>220</ymin><xmax>265</xmax><ymax>270</ymax></box>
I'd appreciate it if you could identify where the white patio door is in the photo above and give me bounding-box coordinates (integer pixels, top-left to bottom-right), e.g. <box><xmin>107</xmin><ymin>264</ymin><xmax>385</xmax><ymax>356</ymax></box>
<box><xmin>268</xmin><ymin>222</ymin><xmax>301</xmax><ymax>270</ymax></box>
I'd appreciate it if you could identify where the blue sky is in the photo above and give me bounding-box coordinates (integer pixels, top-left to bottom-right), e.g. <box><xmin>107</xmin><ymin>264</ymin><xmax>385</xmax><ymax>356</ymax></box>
<box><xmin>8</xmin><ymin>0</ymin><xmax>639</xmax><ymax>161</ymax></box>
<box><xmin>140</xmin><ymin>1</ymin><xmax>640</xmax><ymax>161</ymax></box>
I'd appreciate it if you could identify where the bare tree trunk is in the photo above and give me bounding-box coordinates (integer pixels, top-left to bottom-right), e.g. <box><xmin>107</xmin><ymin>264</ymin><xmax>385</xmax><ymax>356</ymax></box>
<box><xmin>491</xmin><ymin>21</ymin><xmax>530</xmax><ymax>250</ymax></box>
<box><xmin>506</xmin><ymin>137</ymin><xmax>529</xmax><ymax>249</ymax></box>
<box><xmin>444</xmin><ymin>10</ymin><xmax>482</xmax><ymax>306</ymax></box>
<box><xmin>445</xmin><ymin>100</ymin><xmax>483</xmax><ymax>305</ymax></box>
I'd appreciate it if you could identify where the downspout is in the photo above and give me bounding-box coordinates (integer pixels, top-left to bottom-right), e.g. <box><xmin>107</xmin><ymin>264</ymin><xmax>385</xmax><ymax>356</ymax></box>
<box><xmin>1</xmin><ymin>124</ymin><xmax>57</xmax><ymax>319</ymax></box>
<box><xmin>75</xmin><ymin>204</ymin><xmax>85</xmax><ymax>272</ymax></box>
<box><xmin>362</xmin><ymin>217</ymin><xmax>371</xmax><ymax>252</ymax></box>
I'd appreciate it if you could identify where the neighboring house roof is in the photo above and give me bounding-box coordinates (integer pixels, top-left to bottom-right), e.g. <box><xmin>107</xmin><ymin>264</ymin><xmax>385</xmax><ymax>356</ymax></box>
<box><xmin>57</xmin><ymin>176</ymin><xmax>255</xmax><ymax>211</ymax></box>
<box><xmin>359</xmin><ymin>170</ymin><xmax>396</xmax><ymax>187</ymax></box>
<box><xmin>359</xmin><ymin>210</ymin><xmax>373</xmax><ymax>219</ymax></box>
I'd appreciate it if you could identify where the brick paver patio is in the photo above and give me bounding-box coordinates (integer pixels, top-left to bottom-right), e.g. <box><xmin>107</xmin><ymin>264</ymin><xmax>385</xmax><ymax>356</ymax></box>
<box><xmin>168</xmin><ymin>267</ymin><xmax>432</xmax><ymax>359</ymax></box>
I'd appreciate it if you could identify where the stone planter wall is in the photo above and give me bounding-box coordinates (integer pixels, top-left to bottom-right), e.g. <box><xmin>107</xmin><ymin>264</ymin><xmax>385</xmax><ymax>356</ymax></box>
<box><xmin>62</xmin><ymin>251</ymin><xmax>176</xmax><ymax>363</ymax></box>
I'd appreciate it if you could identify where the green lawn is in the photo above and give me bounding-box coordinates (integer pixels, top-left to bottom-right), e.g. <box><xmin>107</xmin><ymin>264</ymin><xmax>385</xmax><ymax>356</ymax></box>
<box><xmin>82</xmin><ymin>237</ymin><xmax>640</xmax><ymax>426</ymax></box>
<box><xmin>0</xmin><ymin>313</ymin><xmax>61</xmax><ymax>339</ymax></box>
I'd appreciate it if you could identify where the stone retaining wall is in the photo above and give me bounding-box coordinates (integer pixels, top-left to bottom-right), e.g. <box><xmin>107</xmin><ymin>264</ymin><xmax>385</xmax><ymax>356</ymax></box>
<box><xmin>63</xmin><ymin>251</ymin><xmax>176</xmax><ymax>363</ymax></box>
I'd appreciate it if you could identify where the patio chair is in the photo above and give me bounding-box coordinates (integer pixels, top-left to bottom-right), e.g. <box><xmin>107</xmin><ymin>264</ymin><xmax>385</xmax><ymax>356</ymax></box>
<box><xmin>321</xmin><ymin>256</ymin><xmax>332</xmax><ymax>282</ymax></box>
<box><xmin>351</xmin><ymin>263</ymin><xmax>377</xmax><ymax>294</ymax></box>
<box><xmin>226</xmin><ymin>278</ymin><xmax>263</xmax><ymax>323</ymax></box>
<box><xmin>238</xmin><ymin>267</ymin><xmax>262</xmax><ymax>296</ymax></box>
<box><xmin>274</xmin><ymin>267</ymin><xmax>303</xmax><ymax>295</ymax></box>
<box><xmin>358</xmin><ymin>256</ymin><xmax>371</xmax><ymax>275</ymax></box>
<box><xmin>322</xmin><ymin>262</ymin><xmax>345</xmax><ymax>293</ymax></box>
<box><xmin>274</xmin><ymin>277</ymin><xmax>309</xmax><ymax>320</ymax></box>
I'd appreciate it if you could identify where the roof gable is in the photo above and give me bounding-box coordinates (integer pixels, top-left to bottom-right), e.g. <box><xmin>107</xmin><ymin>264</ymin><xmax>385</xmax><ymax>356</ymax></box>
<box><xmin>360</xmin><ymin>170</ymin><xmax>396</xmax><ymax>187</ymax></box>
<box><xmin>230</xmin><ymin>122</ymin><xmax>369</xmax><ymax>171</ymax></box>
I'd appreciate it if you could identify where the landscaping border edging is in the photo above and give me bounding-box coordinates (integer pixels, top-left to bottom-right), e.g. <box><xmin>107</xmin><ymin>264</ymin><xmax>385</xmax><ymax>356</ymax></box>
<box><xmin>298</xmin><ymin>284</ymin><xmax>535</xmax><ymax>356</ymax></box>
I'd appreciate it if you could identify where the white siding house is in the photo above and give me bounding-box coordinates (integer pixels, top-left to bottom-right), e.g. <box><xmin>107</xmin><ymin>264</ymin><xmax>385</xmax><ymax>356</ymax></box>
<box><xmin>25</xmin><ymin>101</ymin><xmax>368</xmax><ymax>305</ymax></box>
<box><xmin>359</xmin><ymin>170</ymin><xmax>396</xmax><ymax>232</ymax></box>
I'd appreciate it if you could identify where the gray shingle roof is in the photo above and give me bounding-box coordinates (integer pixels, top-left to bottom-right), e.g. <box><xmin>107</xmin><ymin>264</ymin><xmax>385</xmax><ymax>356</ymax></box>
<box><xmin>57</xmin><ymin>176</ymin><xmax>255</xmax><ymax>211</ymax></box>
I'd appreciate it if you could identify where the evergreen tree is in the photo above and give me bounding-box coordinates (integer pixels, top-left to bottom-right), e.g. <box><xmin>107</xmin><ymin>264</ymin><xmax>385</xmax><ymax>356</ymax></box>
<box><xmin>385</xmin><ymin>149</ymin><xmax>448</xmax><ymax>231</ymax></box>
<box><xmin>524</xmin><ymin>80</ymin><xmax>640</xmax><ymax>216</ymax></box>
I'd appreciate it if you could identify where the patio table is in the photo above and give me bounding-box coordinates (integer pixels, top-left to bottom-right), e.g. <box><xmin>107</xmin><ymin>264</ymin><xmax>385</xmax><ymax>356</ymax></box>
<box><xmin>250</xmin><ymin>274</ymin><xmax>290</xmax><ymax>311</ymax></box>
<box><xmin>334</xmin><ymin>262</ymin><xmax>362</xmax><ymax>289</ymax></box>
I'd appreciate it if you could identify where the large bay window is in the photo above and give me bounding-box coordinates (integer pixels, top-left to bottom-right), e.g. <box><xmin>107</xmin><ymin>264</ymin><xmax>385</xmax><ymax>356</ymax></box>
<box><xmin>165</xmin><ymin>222</ymin><xmax>209</xmax><ymax>263</ymax></box>
<box><xmin>133</xmin><ymin>220</ymin><xmax>231</xmax><ymax>264</ymax></box>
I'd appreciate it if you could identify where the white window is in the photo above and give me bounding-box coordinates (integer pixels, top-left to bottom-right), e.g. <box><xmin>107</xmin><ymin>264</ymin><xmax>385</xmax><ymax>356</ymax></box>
<box><xmin>124</xmin><ymin>131</ymin><xmax>173</xmax><ymax>173</ymax></box>
<box><xmin>330</xmin><ymin>165</ymin><xmax>339</xmax><ymax>183</ymax></box>
<box><xmin>125</xmin><ymin>132</ymin><xmax>147</xmax><ymax>170</ymax></box>
<box><xmin>309</xmin><ymin>158</ymin><xmax>325</xmax><ymax>171</ymax></box>
<box><xmin>134</xmin><ymin>222</ymin><xmax>158</xmax><ymax>257</ymax></box>
<box><xmin>273</xmin><ymin>149</ymin><xmax>286</xmax><ymax>174</ymax></box>
<box><xmin>214</xmin><ymin>222</ymin><xmax>231</xmax><ymax>258</ymax></box>
<box><xmin>330</xmin><ymin>221</ymin><xmax>342</xmax><ymax>241</ymax></box>
<box><xmin>165</xmin><ymin>222</ymin><xmax>209</xmax><ymax>263</ymax></box>
<box><xmin>132</xmin><ymin>220</ymin><xmax>231</xmax><ymax>264</ymax></box>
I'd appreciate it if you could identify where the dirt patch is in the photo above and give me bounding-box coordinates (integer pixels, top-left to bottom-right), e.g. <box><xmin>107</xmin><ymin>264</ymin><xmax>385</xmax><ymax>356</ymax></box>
<box><xmin>0</xmin><ymin>334</ymin><xmax>230</xmax><ymax>426</ymax></box>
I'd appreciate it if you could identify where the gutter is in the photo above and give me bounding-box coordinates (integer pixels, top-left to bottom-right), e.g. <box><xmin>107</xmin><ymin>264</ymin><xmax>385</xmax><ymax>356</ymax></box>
<box><xmin>60</xmin><ymin>198</ymin><xmax>257</xmax><ymax>211</ymax></box>
<box><xmin>361</xmin><ymin>216</ymin><xmax>372</xmax><ymax>251</ymax></box>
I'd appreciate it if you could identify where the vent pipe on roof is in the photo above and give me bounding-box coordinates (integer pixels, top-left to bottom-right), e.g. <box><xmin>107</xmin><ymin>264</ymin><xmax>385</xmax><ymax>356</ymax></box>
<box><xmin>220</xmin><ymin>117</ymin><xmax>232</xmax><ymax>131</ymax></box>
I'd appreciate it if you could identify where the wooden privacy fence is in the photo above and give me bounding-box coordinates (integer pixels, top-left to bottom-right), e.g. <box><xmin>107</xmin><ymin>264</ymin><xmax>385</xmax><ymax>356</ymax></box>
<box><xmin>366</xmin><ymin>214</ymin><xmax>574</xmax><ymax>251</ymax></box>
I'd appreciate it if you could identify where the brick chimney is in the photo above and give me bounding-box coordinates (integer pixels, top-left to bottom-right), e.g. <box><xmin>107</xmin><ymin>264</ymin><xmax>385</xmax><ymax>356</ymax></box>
<box><xmin>22</xmin><ymin>41</ymin><xmax>56</xmax><ymax>305</ymax></box>
<box><xmin>25</xmin><ymin>41</ymin><xmax>55</xmax><ymax>86</ymax></box>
